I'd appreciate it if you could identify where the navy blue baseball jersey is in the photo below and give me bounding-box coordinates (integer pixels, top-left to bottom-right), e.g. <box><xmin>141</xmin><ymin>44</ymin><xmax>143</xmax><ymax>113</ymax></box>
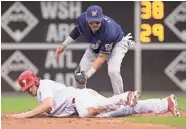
<box><xmin>70</xmin><ymin>12</ymin><xmax>124</xmax><ymax>54</ymax></box>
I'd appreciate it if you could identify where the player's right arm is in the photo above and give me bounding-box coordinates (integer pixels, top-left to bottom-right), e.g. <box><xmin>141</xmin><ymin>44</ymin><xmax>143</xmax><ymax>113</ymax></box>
<box><xmin>55</xmin><ymin>17</ymin><xmax>83</xmax><ymax>60</ymax></box>
<box><xmin>7</xmin><ymin>97</ymin><xmax>53</xmax><ymax>118</ymax></box>
<box><xmin>24</xmin><ymin>97</ymin><xmax>53</xmax><ymax>117</ymax></box>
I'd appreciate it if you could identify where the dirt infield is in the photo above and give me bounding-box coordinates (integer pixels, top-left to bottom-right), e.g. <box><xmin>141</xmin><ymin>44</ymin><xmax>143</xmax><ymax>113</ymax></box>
<box><xmin>2</xmin><ymin>112</ymin><xmax>186</xmax><ymax>129</ymax></box>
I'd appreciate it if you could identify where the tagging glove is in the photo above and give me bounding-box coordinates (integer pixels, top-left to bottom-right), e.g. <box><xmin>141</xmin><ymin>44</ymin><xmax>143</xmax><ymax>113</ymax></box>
<box><xmin>74</xmin><ymin>66</ymin><xmax>88</xmax><ymax>86</ymax></box>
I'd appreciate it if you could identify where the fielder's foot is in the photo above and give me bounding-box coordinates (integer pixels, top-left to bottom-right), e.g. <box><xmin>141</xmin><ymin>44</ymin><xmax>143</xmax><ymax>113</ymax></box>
<box><xmin>127</xmin><ymin>91</ymin><xmax>141</xmax><ymax>107</ymax></box>
<box><xmin>167</xmin><ymin>94</ymin><xmax>181</xmax><ymax>117</ymax></box>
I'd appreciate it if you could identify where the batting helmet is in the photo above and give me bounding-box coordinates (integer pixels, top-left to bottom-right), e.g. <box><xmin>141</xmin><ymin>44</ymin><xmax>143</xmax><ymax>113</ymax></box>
<box><xmin>18</xmin><ymin>71</ymin><xmax>40</xmax><ymax>91</ymax></box>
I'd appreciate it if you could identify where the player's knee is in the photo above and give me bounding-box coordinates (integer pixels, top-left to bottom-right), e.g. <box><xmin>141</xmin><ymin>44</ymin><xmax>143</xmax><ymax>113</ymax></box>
<box><xmin>78</xmin><ymin>108</ymin><xmax>95</xmax><ymax>118</ymax></box>
<box><xmin>108</xmin><ymin>68</ymin><xmax>120</xmax><ymax>76</ymax></box>
<box><xmin>78</xmin><ymin>107</ymin><xmax>102</xmax><ymax>118</ymax></box>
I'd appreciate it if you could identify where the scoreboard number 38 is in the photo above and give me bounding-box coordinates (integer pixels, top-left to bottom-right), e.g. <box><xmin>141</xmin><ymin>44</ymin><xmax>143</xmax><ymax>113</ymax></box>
<box><xmin>140</xmin><ymin>1</ymin><xmax>164</xmax><ymax>43</ymax></box>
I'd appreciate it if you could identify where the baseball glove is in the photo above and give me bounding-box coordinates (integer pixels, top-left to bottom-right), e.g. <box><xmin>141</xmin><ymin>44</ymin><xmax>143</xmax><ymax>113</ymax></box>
<box><xmin>74</xmin><ymin>66</ymin><xmax>88</xmax><ymax>86</ymax></box>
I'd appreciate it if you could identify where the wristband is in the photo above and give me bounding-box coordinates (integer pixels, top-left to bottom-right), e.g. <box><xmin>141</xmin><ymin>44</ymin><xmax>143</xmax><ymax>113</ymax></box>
<box><xmin>85</xmin><ymin>67</ymin><xmax>96</xmax><ymax>78</ymax></box>
<box><xmin>61</xmin><ymin>36</ymin><xmax>74</xmax><ymax>47</ymax></box>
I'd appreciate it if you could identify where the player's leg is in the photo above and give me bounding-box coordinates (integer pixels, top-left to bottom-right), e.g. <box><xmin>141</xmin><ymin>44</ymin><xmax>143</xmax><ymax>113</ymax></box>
<box><xmin>75</xmin><ymin>88</ymin><xmax>109</xmax><ymax>117</ymax></box>
<box><xmin>106</xmin><ymin>91</ymin><xmax>140</xmax><ymax>107</ymax></box>
<box><xmin>87</xmin><ymin>91</ymin><xmax>140</xmax><ymax>114</ymax></box>
<box><xmin>134</xmin><ymin>94</ymin><xmax>181</xmax><ymax>117</ymax></box>
<box><xmin>95</xmin><ymin>94</ymin><xmax>181</xmax><ymax>117</ymax></box>
<box><xmin>75</xmin><ymin>89</ymin><xmax>140</xmax><ymax>117</ymax></box>
<box><xmin>96</xmin><ymin>99</ymin><xmax>168</xmax><ymax>118</ymax></box>
<box><xmin>107</xmin><ymin>38</ymin><xmax>129</xmax><ymax>95</ymax></box>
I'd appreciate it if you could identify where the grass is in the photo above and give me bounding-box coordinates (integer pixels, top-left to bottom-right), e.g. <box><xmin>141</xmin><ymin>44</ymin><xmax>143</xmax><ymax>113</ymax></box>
<box><xmin>1</xmin><ymin>92</ymin><xmax>186</xmax><ymax>127</ymax></box>
<box><xmin>1</xmin><ymin>96</ymin><xmax>38</xmax><ymax>112</ymax></box>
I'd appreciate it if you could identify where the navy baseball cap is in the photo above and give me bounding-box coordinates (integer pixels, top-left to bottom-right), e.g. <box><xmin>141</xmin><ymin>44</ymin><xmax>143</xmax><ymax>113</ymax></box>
<box><xmin>86</xmin><ymin>5</ymin><xmax>103</xmax><ymax>22</ymax></box>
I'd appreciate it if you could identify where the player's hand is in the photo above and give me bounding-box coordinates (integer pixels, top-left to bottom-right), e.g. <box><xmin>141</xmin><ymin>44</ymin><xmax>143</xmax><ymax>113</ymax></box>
<box><xmin>124</xmin><ymin>33</ymin><xmax>136</xmax><ymax>48</ymax></box>
<box><xmin>55</xmin><ymin>45</ymin><xmax>66</xmax><ymax>60</ymax></box>
<box><xmin>127</xmin><ymin>40</ymin><xmax>136</xmax><ymax>48</ymax></box>
<box><xmin>124</xmin><ymin>33</ymin><xmax>133</xmax><ymax>41</ymax></box>
<box><xmin>7</xmin><ymin>113</ymin><xmax>26</xmax><ymax>119</ymax></box>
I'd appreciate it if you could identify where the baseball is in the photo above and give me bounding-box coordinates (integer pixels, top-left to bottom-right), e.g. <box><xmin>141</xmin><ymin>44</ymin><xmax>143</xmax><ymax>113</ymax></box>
<box><xmin>77</xmin><ymin>73</ymin><xmax>82</xmax><ymax>76</ymax></box>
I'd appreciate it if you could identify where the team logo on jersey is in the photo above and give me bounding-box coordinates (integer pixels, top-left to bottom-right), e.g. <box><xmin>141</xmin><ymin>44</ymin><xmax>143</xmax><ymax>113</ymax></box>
<box><xmin>1</xmin><ymin>2</ymin><xmax>39</xmax><ymax>42</ymax></box>
<box><xmin>92</xmin><ymin>10</ymin><xmax>97</xmax><ymax>16</ymax></box>
<box><xmin>90</xmin><ymin>40</ymin><xmax>102</xmax><ymax>49</ymax></box>
<box><xmin>105</xmin><ymin>43</ymin><xmax>113</xmax><ymax>51</ymax></box>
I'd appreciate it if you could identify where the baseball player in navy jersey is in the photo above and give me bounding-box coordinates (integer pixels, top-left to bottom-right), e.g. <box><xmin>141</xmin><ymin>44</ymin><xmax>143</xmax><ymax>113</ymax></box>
<box><xmin>7</xmin><ymin>71</ymin><xmax>181</xmax><ymax>118</ymax></box>
<box><xmin>55</xmin><ymin>5</ymin><xmax>135</xmax><ymax>95</ymax></box>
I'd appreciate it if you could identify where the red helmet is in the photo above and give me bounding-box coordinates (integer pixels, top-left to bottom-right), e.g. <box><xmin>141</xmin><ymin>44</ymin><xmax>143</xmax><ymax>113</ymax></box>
<box><xmin>18</xmin><ymin>71</ymin><xmax>40</xmax><ymax>91</ymax></box>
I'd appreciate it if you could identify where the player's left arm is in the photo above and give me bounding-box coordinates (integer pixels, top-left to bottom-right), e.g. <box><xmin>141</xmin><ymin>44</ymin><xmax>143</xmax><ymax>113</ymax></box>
<box><xmin>74</xmin><ymin>38</ymin><xmax>113</xmax><ymax>84</ymax></box>
<box><xmin>85</xmin><ymin>38</ymin><xmax>114</xmax><ymax>78</ymax></box>
<box><xmin>74</xmin><ymin>53</ymin><xmax>107</xmax><ymax>85</ymax></box>
<box><xmin>23</xmin><ymin>97</ymin><xmax>53</xmax><ymax>118</ymax></box>
<box><xmin>92</xmin><ymin>53</ymin><xmax>107</xmax><ymax>69</ymax></box>
<box><xmin>85</xmin><ymin>53</ymin><xmax>107</xmax><ymax>78</ymax></box>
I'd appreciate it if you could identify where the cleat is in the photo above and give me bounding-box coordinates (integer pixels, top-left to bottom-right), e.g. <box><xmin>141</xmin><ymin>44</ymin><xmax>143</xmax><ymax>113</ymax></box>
<box><xmin>127</xmin><ymin>91</ymin><xmax>141</xmax><ymax>107</ymax></box>
<box><xmin>167</xmin><ymin>94</ymin><xmax>181</xmax><ymax>117</ymax></box>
